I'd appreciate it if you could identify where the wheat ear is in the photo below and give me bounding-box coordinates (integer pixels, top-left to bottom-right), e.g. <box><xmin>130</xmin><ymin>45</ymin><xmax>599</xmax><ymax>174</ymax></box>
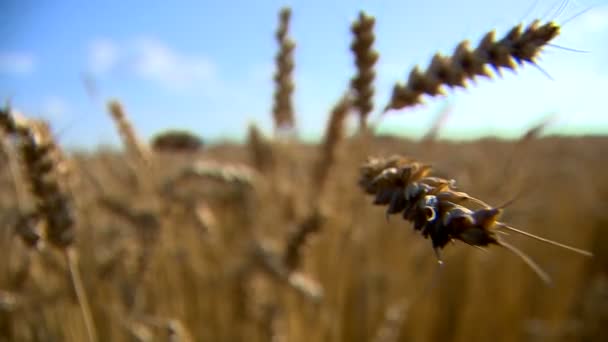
<box><xmin>350</xmin><ymin>11</ymin><xmax>378</xmax><ymax>130</ymax></box>
<box><xmin>384</xmin><ymin>20</ymin><xmax>559</xmax><ymax>112</ymax></box>
<box><xmin>107</xmin><ymin>99</ymin><xmax>149</xmax><ymax>163</ymax></box>
<box><xmin>0</xmin><ymin>105</ymin><xmax>97</xmax><ymax>342</ymax></box>
<box><xmin>350</xmin><ymin>11</ymin><xmax>379</xmax><ymax>130</ymax></box>
<box><xmin>359</xmin><ymin>155</ymin><xmax>591</xmax><ymax>283</ymax></box>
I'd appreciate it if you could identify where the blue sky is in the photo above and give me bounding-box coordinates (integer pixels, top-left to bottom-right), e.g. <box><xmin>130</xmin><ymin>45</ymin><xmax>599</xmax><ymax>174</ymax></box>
<box><xmin>1</xmin><ymin>0</ymin><xmax>607</xmax><ymax>148</ymax></box>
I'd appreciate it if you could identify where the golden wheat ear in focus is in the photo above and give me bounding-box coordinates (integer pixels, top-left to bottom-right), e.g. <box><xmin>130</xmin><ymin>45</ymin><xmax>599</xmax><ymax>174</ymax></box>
<box><xmin>384</xmin><ymin>20</ymin><xmax>559</xmax><ymax>112</ymax></box>
<box><xmin>359</xmin><ymin>155</ymin><xmax>592</xmax><ymax>284</ymax></box>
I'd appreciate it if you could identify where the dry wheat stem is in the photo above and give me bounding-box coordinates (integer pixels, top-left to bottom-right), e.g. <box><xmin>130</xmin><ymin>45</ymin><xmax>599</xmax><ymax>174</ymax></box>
<box><xmin>65</xmin><ymin>248</ymin><xmax>99</xmax><ymax>342</ymax></box>
<box><xmin>281</xmin><ymin>95</ymin><xmax>351</xmax><ymax>272</ymax></box>
<box><xmin>421</xmin><ymin>102</ymin><xmax>453</xmax><ymax>143</ymax></box>
<box><xmin>283</xmin><ymin>208</ymin><xmax>324</xmax><ymax>271</ymax></box>
<box><xmin>253</xmin><ymin>241</ymin><xmax>323</xmax><ymax>303</ymax></box>
<box><xmin>312</xmin><ymin>94</ymin><xmax>352</xmax><ymax>197</ymax></box>
<box><xmin>247</xmin><ymin>123</ymin><xmax>276</xmax><ymax>173</ymax></box>
<box><xmin>1</xmin><ymin>132</ymin><xmax>29</xmax><ymax>211</ymax></box>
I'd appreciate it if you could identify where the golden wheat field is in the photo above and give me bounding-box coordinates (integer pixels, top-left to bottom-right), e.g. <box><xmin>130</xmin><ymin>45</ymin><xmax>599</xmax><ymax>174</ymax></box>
<box><xmin>2</xmin><ymin>5</ymin><xmax>608</xmax><ymax>342</ymax></box>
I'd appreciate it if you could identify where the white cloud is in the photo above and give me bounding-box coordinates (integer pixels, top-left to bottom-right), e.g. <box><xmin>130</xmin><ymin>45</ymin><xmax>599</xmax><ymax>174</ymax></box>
<box><xmin>130</xmin><ymin>38</ymin><xmax>217</xmax><ymax>90</ymax></box>
<box><xmin>86</xmin><ymin>37</ymin><xmax>218</xmax><ymax>91</ymax></box>
<box><xmin>556</xmin><ymin>5</ymin><xmax>608</xmax><ymax>49</ymax></box>
<box><xmin>88</xmin><ymin>38</ymin><xmax>120</xmax><ymax>75</ymax></box>
<box><xmin>574</xmin><ymin>6</ymin><xmax>608</xmax><ymax>33</ymax></box>
<box><xmin>41</xmin><ymin>96</ymin><xmax>71</xmax><ymax>120</ymax></box>
<box><xmin>0</xmin><ymin>52</ymin><xmax>36</xmax><ymax>74</ymax></box>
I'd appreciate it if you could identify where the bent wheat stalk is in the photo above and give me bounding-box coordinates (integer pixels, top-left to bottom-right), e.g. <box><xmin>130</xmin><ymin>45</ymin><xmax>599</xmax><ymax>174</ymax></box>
<box><xmin>359</xmin><ymin>155</ymin><xmax>591</xmax><ymax>284</ymax></box>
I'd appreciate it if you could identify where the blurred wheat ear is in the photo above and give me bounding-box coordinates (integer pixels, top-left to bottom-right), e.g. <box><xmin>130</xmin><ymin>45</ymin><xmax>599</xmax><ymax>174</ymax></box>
<box><xmin>1</xmin><ymin>105</ymin><xmax>98</xmax><ymax>342</ymax></box>
<box><xmin>350</xmin><ymin>11</ymin><xmax>378</xmax><ymax>132</ymax></box>
<box><xmin>107</xmin><ymin>99</ymin><xmax>149</xmax><ymax>164</ymax></box>
<box><xmin>272</xmin><ymin>7</ymin><xmax>297</xmax><ymax>137</ymax></box>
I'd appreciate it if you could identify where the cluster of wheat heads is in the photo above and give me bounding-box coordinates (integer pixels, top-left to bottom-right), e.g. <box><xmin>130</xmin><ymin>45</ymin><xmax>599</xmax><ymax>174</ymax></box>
<box><xmin>363</xmin><ymin>18</ymin><xmax>591</xmax><ymax>283</ymax></box>
<box><xmin>273</xmin><ymin>11</ymin><xmax>562</xmax><ymax>129</ymax></box>
<box><xmin>104</xmin><ymin>94</ymin><xmax>325</xmax><ymax>338</ymax></box>
<box><xmin>267</xmin><ymin>7</ymin><xmax>590</xmax><ymax>283</ymax></box>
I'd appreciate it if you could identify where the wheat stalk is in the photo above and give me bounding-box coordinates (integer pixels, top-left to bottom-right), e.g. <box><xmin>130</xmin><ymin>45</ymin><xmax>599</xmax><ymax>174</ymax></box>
<box><xmin>253</xmin><ymin>241</ymin><xmax>323</xmax><ymax>303</ymax></box>
<box><xmin>283</xmin><ymin>209</ymin><xmax>324</xmax><ymax>271</ymax></box>
<box><xmin>247</xmin><ymin>123</ymin><xmax>275</xmax><ymax>173</ymax></box>
<box><xmin>312</xmin><ymin>93</ymin><xmax>352</xmax><ymax>197</ymax></box>
<box><xmin>281</xmin><ymin>95</ymin><xmax>351</xmax><ymax>272</ymax></box>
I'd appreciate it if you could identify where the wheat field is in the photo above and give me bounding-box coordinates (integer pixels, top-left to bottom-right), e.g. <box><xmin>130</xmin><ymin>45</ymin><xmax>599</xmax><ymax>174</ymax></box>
<box><xmin>1</xmin><ymin>6</ymin><xmax>607</xmax><ymax>342</ymax></box>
